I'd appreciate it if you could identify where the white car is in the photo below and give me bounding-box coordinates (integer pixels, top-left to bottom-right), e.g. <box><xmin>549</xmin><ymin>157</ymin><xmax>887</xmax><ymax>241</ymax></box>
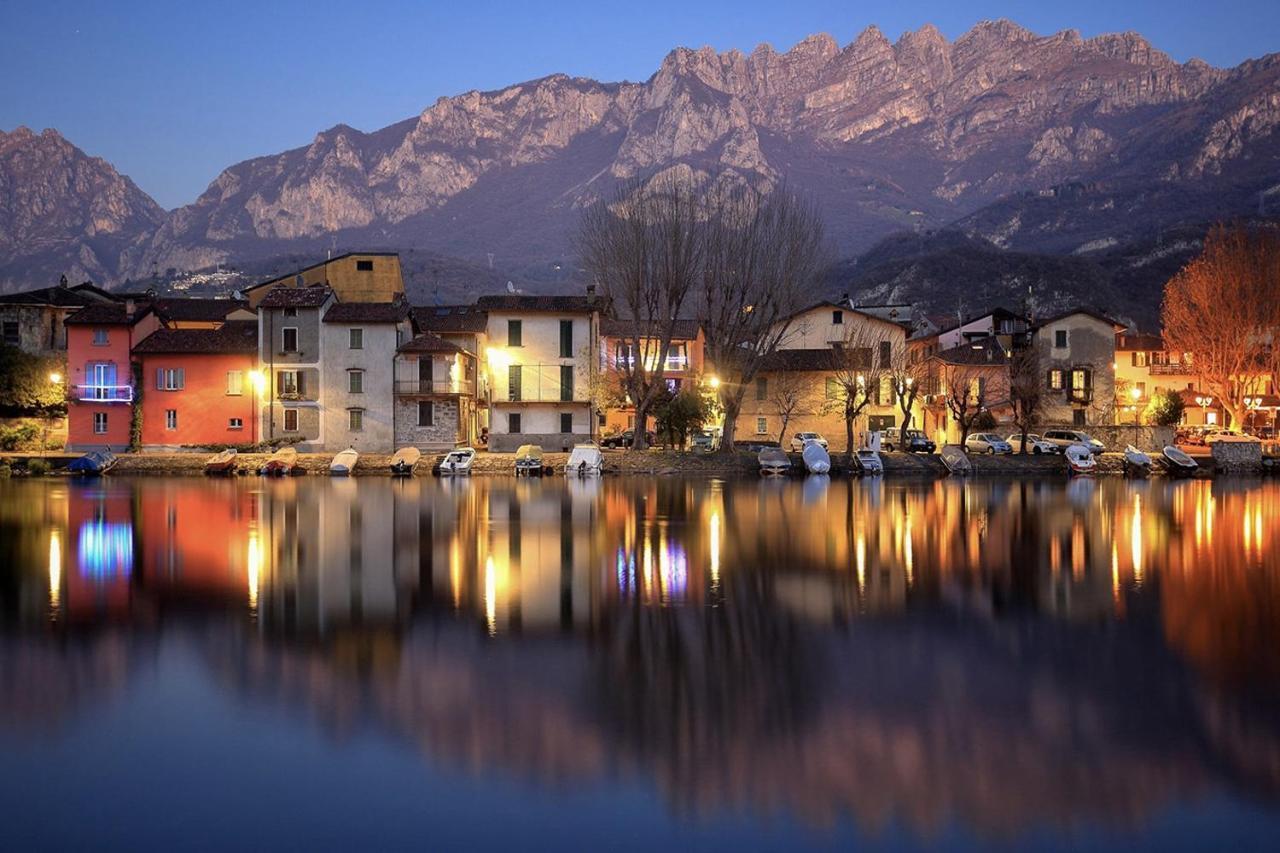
<box><xmin>965</xmin><ymin>433</ymin><xmax>1013</xmax><ymax>454</ymax></box>
<box><xmin>1007</xmin><ymin>433</ymin><xmax>1055</xmax><ymax>455</ymax></box>
<box><xmin>789</xmin><ymin>432</ymin><xmax>829</xmax><ymax>452</ymax></box>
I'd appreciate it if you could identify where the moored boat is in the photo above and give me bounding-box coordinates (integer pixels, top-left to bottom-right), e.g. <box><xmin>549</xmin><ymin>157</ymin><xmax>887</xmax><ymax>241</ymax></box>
<box><xmin>565</xmin><ymin>443</ymin><xmax>603</xmax><ymax>476</ymax></box>
<box><xmin>204</xmin><ymin>448</ymin><xmax>238</xmax><ymax>476</ymax></box>
<box><xmin>439</xmin><ymin>447</ymin><xmax>476</xmax><ymax>475</ymax></box>
<box><xmin>758</xmin><ymin>447</ymin><xmax>791</xmax><ymax>476</ymax></box>
<box><xmin>66</xmin><ymin>450</ymin><xmax>116</xmax><ymax>476</ymax></box>
<box><xmin>329</xmin><ymin>448</ymin><xmax>359</xmax><ymax>476</ymax></box>
<box><xmin>1123</xmin><ymin>445</ymin><xmax>1152</xmax><ymax>476</ymax></box>
<box><xmin>856</xmin><ymin>448</ymin><xmax>884</xmax><ymax>475</ymax></box>
<box><xmin>260</xmin><ymin>446</ymin><xmax>298</xmax><ymax>476</ymax></box>
<box><xmin>1159</xmin><ymin>445</ymin><xmax>1199</xmax><ymax>476</ymax></box>
<box><xmin>390</xmin><ymin>446</ymin><xmax>421</xmax><ymax>476</ymax></box>
<box><xmin>1065</xmin><ymin>443</ymin><xmax>1097</xmax><ymax>474</ymax></box>
<box><xmin>515</xmin><ymin>444</ymin><xmax>545</xmax><ymax>476</ymax></box>
<box><xmin>940</xmin><ymin>445</ymin><xmax>971</xmax><ymax>475</ymax></box>
<box><xmin>802</xmin><ymin>440</ymin><xmax>831</xmax><ymax>474</ymax></box>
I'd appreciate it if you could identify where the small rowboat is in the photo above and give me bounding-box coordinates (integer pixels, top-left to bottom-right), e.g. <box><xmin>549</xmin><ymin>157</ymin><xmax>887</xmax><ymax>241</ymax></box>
<box><xmin>802</xmin><ymin>440</ymin><xmax>831</xmax><ymax>474</ymax></box>
<box><xmin>330</xmin><ymin>448</ymin><xmax>359</xmax><ymax>476</ymax></box>
<box><xmin>204</xmin><ymin>448</ymin><xmax>238</xmax><ymax>476</ymax></box>
<box><xmin>439</xmin><ymin>447</ymin><xmax>476</xmax><ymax>475</ymax></box>
<box><xmin>67</xmin><ymin>450</ymin><xmax>116</xmax><ymax>476</ymax></box>
<box><xmin>856</xmin><ymin>448</ymin><xmax>884</xmax><ymax>475</ymax></box>
<box><xmin>1123</xmin><ymin>445</ymin><xmax>1152</xmax><ymax>476</ymax></box>
<box><xmin>1160</xmin><ymin>445</ymin><xmax>1199</xmax><ymax>476</ymax></box>
<box><xmin>1065</xmin><ymin>443</ymin><xmax>1097</xmax><ymax>474</ymax></box>
<box><xmin>758</xmin><ymin>447</ymin><xmax>791</xmax><ymax>476</ymax></box>
<box><xmin>940</xmin><ymin>445</ymin><xmax>971</xmax><ymax>475</ymax></box>
<box><xmin>390</xmin><ymin>446</ymin><xmax>421</xmax><ymax>476</ymax></box>
<box><xmin>260</xmin><ymin>446</ymin><xmax>297</xmax><ymax>477</ymax></box>
<box><xmin>565</xmin><ymin>444</ymin><xmax>603</xmax><ymax>476</ymax></box>
<box><xmin>515</xmin><ymin>444</ymin><xmax>544</xmax><ymax>476</ymax></box>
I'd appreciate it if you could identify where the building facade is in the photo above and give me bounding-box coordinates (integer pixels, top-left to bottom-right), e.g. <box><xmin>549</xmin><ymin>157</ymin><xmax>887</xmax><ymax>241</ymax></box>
<box><xmin>394</xmin><ymin>332</ymin><xmax>482</xmax><ymax>449</ymax></box>
<box><xmin>1033</xmin><ymin>310</ymin><xmax>1122</xmax><ymax>427</ymax></box>
<box><xmin>598</xmin><ymin>318</ymin><xmax>704</xmax><ymax>435</ymax></box>
<box><xmin>319</xmin><ymin>301</ymin><xmax>411</xmax><ymax>452</ymax></box>
<box><xmin>243</xmin><ymin>252</ymin><xmax>405</xmax><ymax>308</ymax></box>
<box><xmin>0</xmin><ymin>279</ymin><xmax>118</xmax><ymax>356</ymax></box>
<box><xmin>257</xmin><ymin>285</ymin><xmax>333</xmax><ymax>450</ymax></box>
<box><xmin>64</xmin><ymin>301</ymin><xmax>161</xmax><ymax>451</ymax></box>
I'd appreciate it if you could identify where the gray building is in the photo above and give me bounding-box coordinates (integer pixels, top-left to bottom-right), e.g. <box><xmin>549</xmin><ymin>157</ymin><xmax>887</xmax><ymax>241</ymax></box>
<box><xmin>257</xmin><ymin>285</ymin><xmax>334</xmax><ymax>449</ymax></box>
<box><xmin>0</xmin><ymin>277</ymin><xmax>118</xmax><ymax>356</ymax></box>
<box><xmin>394</xmin><ymin>331</ymin><xmax>482</xmax><ymax>450</ymax></box>
<box><xmin>320</xmin><ymin>300</ymin><xmax>411</xmax><ymax>453</ymax></box>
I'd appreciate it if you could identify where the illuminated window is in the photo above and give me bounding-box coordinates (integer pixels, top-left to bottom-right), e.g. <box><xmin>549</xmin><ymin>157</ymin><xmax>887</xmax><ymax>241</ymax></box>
<box><xmin>1047</xmin><ymin>369</ymin><xmax>1065</xmax><ymax>390</ymax></box>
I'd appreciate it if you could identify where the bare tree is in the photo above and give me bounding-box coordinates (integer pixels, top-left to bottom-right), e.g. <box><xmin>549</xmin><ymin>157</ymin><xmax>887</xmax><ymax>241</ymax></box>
<box><xmin>887</xmin><ymin>339</ymin><xmax>925</xmax><ymax>433</ymax></box>
<box><xmin>578</xmin><ymin>174</ymin><xmax>703</xmax><ymax>449</ymax></box>
<box><xmin>698</xmin><ymin>182</ymin><xmax>827</xmax><ymax>452</ymax></box>
<box><xmin>1162</xmin><ymin>224</ymin><xmax>1280</xmax><ymax>428</ymax></box>
<box><xmin>1008</xmin><ymin>344</ymin><xmax>1044</xmax><ymax>453</ymax></box>
<box><xmin>939</xmin><ymin>362</ymin><xmax>991</xmax><ymax>445</ymax></box>
<box><xmin>825</xmin><ymin>323</ymin><xmax>890</xmax><ymax>463</ymax></box>
<box><xmin>767</xmin><ymin>371</ymin><xmax>817</xmax><ymax>446</ymax></box>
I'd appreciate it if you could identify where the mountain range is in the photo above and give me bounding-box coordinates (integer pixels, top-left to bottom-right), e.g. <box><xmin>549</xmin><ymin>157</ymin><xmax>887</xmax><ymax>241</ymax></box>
<box><xmin>3</xmin><ymin>19</ymin><xmax>1279</xmax><ymax>327</ymax></box>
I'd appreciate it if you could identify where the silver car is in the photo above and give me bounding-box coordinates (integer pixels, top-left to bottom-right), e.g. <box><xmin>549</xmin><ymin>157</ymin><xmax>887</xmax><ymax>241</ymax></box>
<box><xmin>1042</xmin><ymin>429</ymin><xmax>1105</xmax><ymax>454</ymax></box>
<box><xmin>1007</xmin><ymin>433</ymin><xmax>1055</xmax><ymax>454</ymax></box>
<box><xmin>965</xmin><ymin>433</ymin><xmax>1013</xmax><ymax>454</ymax></box>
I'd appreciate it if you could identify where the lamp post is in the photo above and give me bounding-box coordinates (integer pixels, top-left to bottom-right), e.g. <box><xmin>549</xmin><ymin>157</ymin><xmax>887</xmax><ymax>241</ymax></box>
<box><xmin>1129</xmin><ymin>385</ymin><xmax>1142</xmax><ymax>425</ymax></box>
<box><xmin>1195</xmin><ymin>394</ymin><xmax>1214</xmax><ymax>426</ymax></box>
<box><xmin>44</xmin><ymin>372</ymin><xmax>63</xmax><ymax>454</ymax></box>
<box><xmin>1244</xmin><ymin>396</ymin><xmax>1261</xmax><ymax>435</ymax></box>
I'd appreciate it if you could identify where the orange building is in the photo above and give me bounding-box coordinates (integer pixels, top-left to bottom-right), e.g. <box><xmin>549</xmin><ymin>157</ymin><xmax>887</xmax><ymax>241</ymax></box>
<box><xmin>64</xmin><ymin>301</ymin><xmax>161</xmax><ymax>451</ymax></box>
<box><xmin>131</xmin><ymin>322</ymin><xmax>261</xmax><ymax>448</ymax></box>
<box><xmin>599</xmin><ymin>318</ymin><xmax>705</xmax><ymax>434</ymax></box>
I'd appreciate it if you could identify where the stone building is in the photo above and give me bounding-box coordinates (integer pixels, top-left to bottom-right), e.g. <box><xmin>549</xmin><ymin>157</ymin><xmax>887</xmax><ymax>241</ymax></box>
<box><xmin>319</xmin><ymin>300</ymin><xmax>412</xmax><ymax>453</ymax></box>
<box><xmin>393</xmin><ymin>332</ymin><xmax>481</xmax><ymax>449</ymax></box>
<box><xmin>1032</xmin><ymin>309</ymin><xmax>1124</xmax><ymax>427</ymax></box>
<box><xmin>0</xmin><ymin>278</ymin><xmax>118</xmax><ymax>356</ymax></box>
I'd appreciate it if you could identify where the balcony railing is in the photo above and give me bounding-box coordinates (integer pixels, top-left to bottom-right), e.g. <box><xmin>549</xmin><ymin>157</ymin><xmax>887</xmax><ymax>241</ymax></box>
<box><xmin>1149</xmin><ymin>363</ymin><xmax>1193</xmax><ymax>376</ymax></box>
<box><xmin>394</xmin><ymin>379</ymin><xmax>477</xmax><ymax>397</ymax></box>
<box><xmin>1067</xmin><ymin>388</ymin><xmax>1094</xmax><ymax>404</ymax></box>
<box><xmin>75</xmin><ymin>384</ymin><xmax>133</xmax><ymax>403</ymax></box>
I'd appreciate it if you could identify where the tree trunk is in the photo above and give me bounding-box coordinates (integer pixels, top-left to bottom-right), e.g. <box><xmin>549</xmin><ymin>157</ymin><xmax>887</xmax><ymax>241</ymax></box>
<box><xmin>718</xmin><ymin>396</ymin><xmax>742</xmax><ymax>453</ymax></box>
<box><xmin>845</xmin><ymin>415</ymin><xmax>856</xmax><ymax>465</ymax></box>
<box><xmin>630</xmin><ymin>397</ymin><xmax>651</xmax><ymax>450</ymax></box>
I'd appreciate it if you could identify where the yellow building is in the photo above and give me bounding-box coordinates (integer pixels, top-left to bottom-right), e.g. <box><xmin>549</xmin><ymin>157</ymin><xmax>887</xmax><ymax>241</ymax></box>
<box><xmin>243</xmin><ymin>252</ymin><xmax>405</xmax><ymax>308</ymax></box>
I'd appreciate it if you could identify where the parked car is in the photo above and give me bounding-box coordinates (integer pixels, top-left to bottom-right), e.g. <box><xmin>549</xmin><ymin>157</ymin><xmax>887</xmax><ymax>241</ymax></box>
<box><xmin>1205</xmin><ymin>428</ymin><xmax>1251</xmax><ymax>444</ymax></box>
<box><xmin>789</xmin><ymin>432</ymin><xmax>829</xmax><ymax>452</ymax></box>
<box><xmin>601</xmin><ymin>429</ymin><xmax>655</xmax><ymax>449</ymax></box>
<box><xmin>1007</xmin><ymin>433</ymin><xmax>1055</xmax><ymax>455</ymax></box>
<box><xmin>691</xmin><ymin>429</ymin><xmax>719</xmax><ymax>451</ymax></box>
<box><xmin>1042</xmin><ymin>429</ymin><xmax>1105</xmax><ymax>454</ymax></box>
<box><xmin>965</xmin><ymin>433</ymin><xmax>1013</xmax><ymax>454</ymax></box>
<box><xmin>882</xmin><ymin>427</ymin><xmax>936</xmax><ymax>453</ymax></box>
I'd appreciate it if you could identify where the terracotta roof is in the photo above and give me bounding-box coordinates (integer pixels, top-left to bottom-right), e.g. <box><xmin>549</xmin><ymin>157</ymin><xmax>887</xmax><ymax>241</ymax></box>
<box><xmin>153</xmin><ymin>298</ymin><xmax>248</xmax><ymax>322</ymax></box>
<box><xmin>132</xmin><ymin>321</ymin><xmax>259</xmax><ymax>355</ymax></box>
<box><xmin>475</xmin><ymin>294</ymin><xmax>606</xmax><ymax>313</ymax></box>
<box><xmin>63</xmin><ymin>302</ymin><xmax>153</xmax><ymax>326</ymax></box>
<box><xmin>411</xmin><ymin>305</ymin><xmax>488</xmax><ymax>333</ymax></box>
<box><xmin>258</xmin><ymin>285</ymin><xmax>333</xmax><ymax>308</ymax></box>
<box><xmin>398</xmin><ymin>332</ymin><xmax>470</xmax><ymax>354</ymax></box>
<box><xmin>600</xmin><ymin>318</ymin><xmax>701</xmax><ymax>340</ymax></box>
<box><xmin>323</xmin><ymin>301</ymin><xmax>409</xmax><ymax>323</ymax></box>
<box><xmin>933</xmin><ymin>337</ymin><xmax>1010</xmax><ymax>365</ymax></box>
<box><xmin>0</xmin><ymin>282</ymin><xmax>114</xmax><ymax>307</ymax></box>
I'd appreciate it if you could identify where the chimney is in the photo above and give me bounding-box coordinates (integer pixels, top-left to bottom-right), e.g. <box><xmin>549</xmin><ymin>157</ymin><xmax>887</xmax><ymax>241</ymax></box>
<box><xmin>125</xmin><ymin>298</ymin><xmax>135</xmax><ymax>316</ymax></box>
<box><xmin>586</xmin><ymin>283</ymin><xmax>597</xmax><ymax>303</ymax></box>
<box><xmin>841</xmin><ymin>292</ymin><xmax>850</xmax><ymax>305</ymax></box>
<box><xmin>59</xmin><ymin>274</ymin><xmax>68</xmax><ymax>289</ymax></box>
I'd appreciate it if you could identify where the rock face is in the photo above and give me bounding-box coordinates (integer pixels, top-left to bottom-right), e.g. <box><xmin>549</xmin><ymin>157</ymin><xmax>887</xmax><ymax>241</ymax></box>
<box><xmin>3</xmin><ymin>19</ymin><xmax>1280</xmax><ymax>297</ymax></box>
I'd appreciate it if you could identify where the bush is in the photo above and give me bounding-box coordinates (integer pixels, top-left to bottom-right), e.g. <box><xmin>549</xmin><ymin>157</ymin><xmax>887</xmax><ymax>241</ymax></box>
<box><xmin>0</xmin><ymin>423</ymin><xmax>39</xmax><ymax>451</ymax></box>
<box><xmin>0</xmin><ymin>462</ymin><xmax>11</xmax><ymax>478</ymax></box>
<box><xmin>1143</xmin><ymin>391</ymin><xmax>1186</xmax><ymax>427</ymax></box>
<box><xmin>26</xmin><ymin>458</ymin><xmax>51</xmax><ymax>476</ymax></box>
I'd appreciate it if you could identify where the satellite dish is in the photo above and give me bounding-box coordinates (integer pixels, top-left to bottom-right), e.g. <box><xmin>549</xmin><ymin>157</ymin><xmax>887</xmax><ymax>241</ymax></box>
<box><xmin>506</xmin><ymin>281</ymin><xmax>516</xmax><ymax>294</ymax></box>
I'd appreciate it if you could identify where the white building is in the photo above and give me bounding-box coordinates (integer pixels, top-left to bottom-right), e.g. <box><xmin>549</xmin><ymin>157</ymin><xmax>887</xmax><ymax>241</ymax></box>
<box><xmin>319</xmin><ymin>300</ymin><xmax>412</xmax><ymax>453</ymax></box>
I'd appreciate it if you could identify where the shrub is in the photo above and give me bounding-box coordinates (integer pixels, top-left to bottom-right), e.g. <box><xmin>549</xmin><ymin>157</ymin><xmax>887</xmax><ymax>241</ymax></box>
<box><xmin>26</xmin><ymin>458</ymin><xmax>51</xmax><ymax>476</ymax></box>
<box><xmin>0</xmin><ymin>423</ymin><xmax>39</xmax><ymax>451</ymax></box>
<box><xmin>1143</xmin><ymin>391</ymin><xmax>1186</xmax><ymax>427</ymax></box>
<box><xmin>0</xmin><ymin>462</ymin><xmax>11</xmax><ymax>478</ymax></box>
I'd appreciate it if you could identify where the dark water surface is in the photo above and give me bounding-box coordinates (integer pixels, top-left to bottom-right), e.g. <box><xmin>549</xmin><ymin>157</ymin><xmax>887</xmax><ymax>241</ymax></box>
<box><xmin>2</xmin><ymin>474</ymin><xmax>1279</xmax><ymax>851</ymax></box>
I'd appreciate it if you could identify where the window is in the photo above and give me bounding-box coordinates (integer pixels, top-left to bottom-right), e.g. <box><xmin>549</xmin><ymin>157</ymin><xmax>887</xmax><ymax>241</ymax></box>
<box><xmin>418</xmin><ymin>401</ymin><xmax>434</xmax><ymax>427</ymax></box>
<box><xmin>1054</xmin><ymin>330</ymin><xmax>1068</xmax><ymax>348</ymax></box>
<box><xmin>1071</xmin><ymin>368</ymin><xmax>1091</xmax><ymax>391</ymax></box>
<box><xmin>559</xmin><ymin>320</ymin><xmax>573</xmax><ymax>358</ymax></box>
<box><xmin>508</xmin><ymin>412</ymin><xmax>522</xmax><ymax>434</ymax></box>
<box><xmin>156</xmin><ymin>368</ymin><xmax>185</xmax><ymax>391</ymax></box>
<box><xmin>282</xmin><ymin>327</ymin><xmax>298</xmax><ymax>353</ymax></box>
<box><xmin>88</xmin><ymin>362</ymin><xmax>117</xmax><ymax>399</ymax></box>
<box><xmin>560</xmin><ymin>412</ymin><xmax>573</xmax><ymax>433</ymax></box>
<box><xmin>832</xmin><ymin>310</ymin><xmax>844</xmax><ymax>325</ymax></box>
<box><xmin>92</xmin><ymin>328</ymin><xmax>109</xmax><ymax>346</ymax></box>
<box><xmin>1073</xmin><ymin>409</ymin><xmax>1087</xmax><ymax>427</ymax></box>
<box><xmin>226</xmin><ymin>370</ymin><xmax>243</xmax><ymax>396</ymax></box>
<box><xmin>229</xmin><ymin>418</ymin><xmax>243</xmax><ymax>430</ymax></box>
<box><xmin>507</xmin><ymin>319</ymin><xmax>522</xmax><ymax>347</ymax></box>
<box><xmin>756</xmin><ymin>377</ymin><xmax>767</xmax><ymax>400</ymax></box>
<box><xmin>2</xmin><ymin>321</ymin><xmax>18</xmax><ymax>346</ymax></box>
<box><xmin>356</xmin><ymin>259</ymin><xmax>374</xmax><ymax>271</ymax></box>
<box><xmin>756</xmin><ymin>417</ymin><xmax>768</xmax><ymax>435</ymax></box>
<box><xmin>165</xmin><ymin>409</ymin><xmax>178</xmax><ymax>431</ymax></box>
<box><xmin>879</xmin><ymin>341</ymin><xmax>892</xmax><ymax>368</ymax></box>
<box><xmin>283</xmin><ymin>409</ymin><xmax>299</xmax><ymax>432</ymax></box>
<box><xmin>508</xmin><ymin>365</ymin><xmax>522</xmax><ymax>401</ymax></box>
<box><xmin>348</xmin><ymin>370</ymin><xmax>364</xmax><ymax>394</ymax></box>
<box><xmin>560</xmin><ymin>365</ymin><xmax>574</xmax><ymax>402</ymax></box>
<box><xmin>349</xmin><ymin>328</ymin><xmax>363</xmax><ymax>350</ymax></box>
<box><xmin>1047</xmin><ymin>369</ymin><xmax>1065</xmax><ymax>390</ymax></box>
<box><xmin>825</xmin><ymin>378</ymin><xmax>839</xmax><ymax>399</ymax></box>
<box><xmin>665</xmin><ymin>343</ymin><xmax>688</xmax><ymax>371</ymax></box>
<box><xmin>349</xmin><ymin>409</ymin><xmax>364</xmax><ymax>431</ymax></box>
<box><xmin>283</xmin><ymin>307</ymin><xmax>297</xmax><ymax>318</ymax></box>
<box><xmin>277</xmin><ymin>370</ymin><xmax>302</xmax><ymax>396</ymax></box>
<box><xmin>93</xmin><ymin>412</ymin><xmax>108</xmax><ymax>434</ymax></box>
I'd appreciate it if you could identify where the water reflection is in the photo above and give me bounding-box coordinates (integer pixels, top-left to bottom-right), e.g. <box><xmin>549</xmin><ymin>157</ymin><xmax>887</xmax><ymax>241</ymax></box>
<box><xmin>2</xmin><ymin>475</ymin><xmax>1280</xmax><ymax>847</ymax></box>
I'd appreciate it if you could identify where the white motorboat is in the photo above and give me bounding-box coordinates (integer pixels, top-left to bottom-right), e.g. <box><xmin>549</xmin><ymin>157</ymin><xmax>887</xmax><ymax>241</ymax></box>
<box><xmin>565</xmin><ymin>443</ymin><xmax>603</xmax><ymax>475</ymax></box>
<box><xmin>515</xmin><ymin>444</ymin><xmax>545</xmax><ymax>476</ymax></box>
<box><xmin>329</xmin><ymin>448</ymin><xmax>359</xmax><ymax>476</ymax></box>
<box><xmin>439</xmin><ymin>447</ymin><xmax>476</xmax><ymax>475</ymax></box>
<box><xmin>1123</xmin><ymin>445</ymin><xmax>1152</xmax><ymax>475</ymax></box>
<box><xmin>390</xmin><ymin>446</ymin><xmax>421</xmax><ymax>476</ymax></box>
<box><xmin>758</xmin><ymin>447</ymin><xmax>791</xmax><ymax>476</ymax></box>
<box><xmin>1065</xmin><ymin>443</ymin><xmax>1097</xmax><ymax>474</ymax></box>
<box><xmin>802</xmin><ymin>440</ymin><xmax>831</xmax><ymax>474</ymax></box>
<box><xmin>1160</xmin><ymin>445</ymin><xmax>1199</xmax><ymax>476</ymax></box>
<box><xmin>856</xmin><ymin>448</ymin><xmax>884</xmax><ymax>475</ymax></box>
<box><xmin>940</xmin><ymin>445</ymin><xmax>972</xmax><ymax>475</ymax></box>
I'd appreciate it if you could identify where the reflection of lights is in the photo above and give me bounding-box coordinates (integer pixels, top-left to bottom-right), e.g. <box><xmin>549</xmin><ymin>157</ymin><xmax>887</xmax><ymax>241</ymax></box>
<box><xmin>484</xmin><ymin>556</ymin><xmax>497</xmax><ymax>636</ymax></box>
<box><xmin>904</xmin><ymin>515</ymin><xmax>914</xmax><ymax>587</ymax></box>
<box><xmin>450</xmin><ymin>537</ymin><xmax>462</xmax><ymax>609</ymax></box>
<box><xmin>247</xmin><ymin>528</ymin><xmax>262</xmax><ymax>612</ymax></box>
<box><xmin>77</xmin><ymin>521</ymin><xmax>133</xmax><ymax>578</ymax></box>
<box><xmin>1130</xmin><ymin>494</ymin><xmax>1143</xmax><ymax>583</ymax></box>
<box><xmin>48</xmin><ymin>529</ymin><xmax>62</xmax><ymax>613</ymax></box>
<box><xmin>709</xmin><ymin>511</ymin><xmax>721</xmax><ymax>585</ymax></box>
<box><xmin>855</xmin><ymin>532</ymin><xmax>866</xmax><ymax>595</ymax></box>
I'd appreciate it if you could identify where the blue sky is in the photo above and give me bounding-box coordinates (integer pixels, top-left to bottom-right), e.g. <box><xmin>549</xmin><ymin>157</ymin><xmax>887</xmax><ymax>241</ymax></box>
<box><xmin>3</xmin><ymin>0</ymin><xmax>1277</xmax><ymax>209</ymax></box>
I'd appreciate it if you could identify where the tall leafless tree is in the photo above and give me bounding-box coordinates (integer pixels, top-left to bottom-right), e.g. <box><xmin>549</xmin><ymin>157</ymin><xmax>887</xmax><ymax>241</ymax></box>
<box><xmin>578</xmin><ymin>174</ymin><xmax>703</xmax><ymax>449</ymax></box>
<box><xmin>1008</xmin><ymin>344</ymin><xmax>1044</xmax><ymax>453</ymax></box>
<box><xmin>766</xmin><ymin>371</ymin><xmax>817</xmax><ymax>446</ymax></box>
<box><xmin>939</xmin><ymin>361</ymin><xmax>992</xmax><ymax>446</ymax></box>
<box><xmin>825</xmin><ymin>322</ymin><xmax>891</xmax><ymax>463</ymax></box>
<box><xmin>697</xmin><ymin>182</ymin><xmax>828</xmax><ymax>452</ymax></box>
<box><xmin>1163</xmin><ymin>224</ymin><xmax>1280</xmax><ymax>428</ymax></box>
<box><xmin>887</xmin><ymin>339</ymin><xmax>925</xmax><ymax>433</ymax></box>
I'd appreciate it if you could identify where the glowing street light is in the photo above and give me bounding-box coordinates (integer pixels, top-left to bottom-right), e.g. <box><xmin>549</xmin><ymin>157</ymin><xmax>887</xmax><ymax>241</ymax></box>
<box><xmin>707</xmin><ymin>376</ymin><xmax>721</xmax><ymax>389</ymax></box>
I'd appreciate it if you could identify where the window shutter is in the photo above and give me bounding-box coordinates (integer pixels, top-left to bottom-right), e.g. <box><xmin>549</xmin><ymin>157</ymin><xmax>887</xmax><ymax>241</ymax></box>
<box><xmin>156</xmin><ymin>368</ymin><xmax>164</xmax><ymax>390</ymax></box>
<box><xmin>296</xmin><ymin>372</ymin><xmax>305</xmax><ymax>396</ymax></box>
<box><xmin>177</xmin><ymin>368</ymin><xmax>185</xmax><ymax>389</ymax></box>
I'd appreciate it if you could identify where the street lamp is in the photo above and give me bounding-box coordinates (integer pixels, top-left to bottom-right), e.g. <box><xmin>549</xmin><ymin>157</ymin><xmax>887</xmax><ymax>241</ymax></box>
<box><xmin>1195</xmin><ymin>394</ymin><xmax>1214</xmax><ymax>426</ymax></box>
<box><xmin>43</xmin><ymin>372</ymin><xmax>63</xmax><ymax>454</ymax></box>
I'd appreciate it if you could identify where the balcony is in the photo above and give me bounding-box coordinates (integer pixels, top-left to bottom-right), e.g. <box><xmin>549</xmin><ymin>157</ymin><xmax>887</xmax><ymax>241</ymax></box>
<box><xmin>1149</xmin><ymin>363</ymin><xmax>1193</xmax><ymax>376</ymax></box>
<box><xmin>1067</xmin><ymin>388</ymin><xmax>1094</xmax><ymax>404</ymax></box>
<box><xmin>394</xmin><ymin>379</ymin><xmax>477</xmax><ymax>397</ymax></box>
<box><xmin>503</xmin><ymin>364</ymin><xmax>585</xmax><ymax>403</ymax></box>
<box><xmin>75</xmin><ymin>384</ymin><xmax>133</xmax><ymax>403</ymax></box>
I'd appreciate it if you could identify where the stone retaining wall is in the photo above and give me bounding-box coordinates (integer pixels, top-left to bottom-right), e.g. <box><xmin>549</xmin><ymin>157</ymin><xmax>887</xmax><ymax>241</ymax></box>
<box><xmin>1210</xmin><ymin>439</ymin><xmax>1263</xmax><ymax>473</ymax></box>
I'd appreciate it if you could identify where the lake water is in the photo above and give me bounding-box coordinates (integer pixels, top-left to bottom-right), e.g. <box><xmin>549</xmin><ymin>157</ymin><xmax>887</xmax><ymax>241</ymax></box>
<box><xmin>1</xmin><ymin>474</ymin><xmax>1279</xmax><ymax>851</ymax></box>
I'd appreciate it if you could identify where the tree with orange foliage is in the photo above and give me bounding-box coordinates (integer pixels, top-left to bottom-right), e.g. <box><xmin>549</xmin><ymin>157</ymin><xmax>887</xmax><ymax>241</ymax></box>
<box><xmin>1162</xmin><ymin>224</ymin><xmax>1280</xmax><ymax>429</ymax></box>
